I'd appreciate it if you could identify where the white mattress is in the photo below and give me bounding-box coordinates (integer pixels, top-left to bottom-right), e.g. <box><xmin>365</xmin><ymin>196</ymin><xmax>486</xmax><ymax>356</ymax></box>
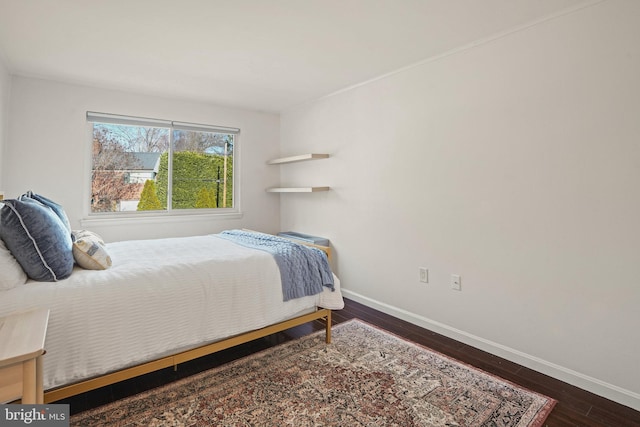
<box><xmin>0</xmin><ymin>234</ymin><xmax>343</xmax><ymax>390</ymax></box>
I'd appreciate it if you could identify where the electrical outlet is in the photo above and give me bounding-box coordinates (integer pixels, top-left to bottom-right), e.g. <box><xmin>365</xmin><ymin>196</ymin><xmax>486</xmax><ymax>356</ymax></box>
<box><xmin>451</xmin><ymin>274</ymin><xmax>461</xmax><ymax>291</ymax></box>
<box><xmin>419</xmin><ymin>267</ymin><xmax>428</xmax><ymax>283</ymax></box>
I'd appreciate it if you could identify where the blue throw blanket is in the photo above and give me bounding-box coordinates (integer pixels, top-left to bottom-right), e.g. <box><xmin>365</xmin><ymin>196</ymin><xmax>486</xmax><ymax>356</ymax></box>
<box><xmin>217</xmin><ymin>230</ymin><xmax>334</xmax><ymax>301</ymax></box>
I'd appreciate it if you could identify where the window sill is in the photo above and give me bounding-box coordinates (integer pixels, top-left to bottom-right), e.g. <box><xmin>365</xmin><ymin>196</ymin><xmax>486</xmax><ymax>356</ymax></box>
<box><xmin>80</xmin><ymin>211</ymin><xmax>243</xmax><ymax>228</ymax></box>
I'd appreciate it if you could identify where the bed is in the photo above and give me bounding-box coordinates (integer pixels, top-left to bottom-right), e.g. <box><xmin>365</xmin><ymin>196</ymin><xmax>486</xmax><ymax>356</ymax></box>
<box><xmin>0</xmin><ymin>229</ymin><xmax>343</xmax><ymax>403</ymax></box>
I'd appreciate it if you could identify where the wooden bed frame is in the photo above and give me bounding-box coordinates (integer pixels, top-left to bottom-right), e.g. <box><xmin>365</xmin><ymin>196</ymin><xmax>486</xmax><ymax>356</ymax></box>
<box><xmin>44</xmin><ymin>308</ymin><xmax>332</xmax><ymax>403</ymax></box>
<box><xmin>43</xmin><ymin>237</ymin><xmax>334</xmax><ymax>403</ymax></box>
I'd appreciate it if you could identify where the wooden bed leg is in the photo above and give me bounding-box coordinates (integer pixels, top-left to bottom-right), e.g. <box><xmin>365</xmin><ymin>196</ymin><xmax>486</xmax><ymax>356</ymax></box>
<box><xmin>325</xmin><ymin>310</ymin><xmax>332</xmax><ymax>344</ymax></box>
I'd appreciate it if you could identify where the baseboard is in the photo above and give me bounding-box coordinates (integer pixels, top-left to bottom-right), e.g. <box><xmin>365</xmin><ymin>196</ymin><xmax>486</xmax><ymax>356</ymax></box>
<box><xmin>342</xmin><ymin>289</ymin><xmax>640</xmax><ymax>411</ymax></box>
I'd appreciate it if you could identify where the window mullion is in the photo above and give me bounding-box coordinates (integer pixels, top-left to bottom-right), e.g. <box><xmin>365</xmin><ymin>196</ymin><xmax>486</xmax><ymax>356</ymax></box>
<box><xmin>167</xmin><ymin>127</ymin><xmax>174</xmax><ymax>212</ymax></box>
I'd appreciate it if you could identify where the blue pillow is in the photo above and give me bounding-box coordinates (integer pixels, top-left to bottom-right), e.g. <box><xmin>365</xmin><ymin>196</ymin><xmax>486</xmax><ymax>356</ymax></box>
<box><xmin>20</xmin><ymin>191</ymin><xmax>71</xmax><ymax>232</ymax></box>
<box><xmin>0</xmin><ymin>198</ymin><xmax>74</xmax><ymax>281</ymax></box>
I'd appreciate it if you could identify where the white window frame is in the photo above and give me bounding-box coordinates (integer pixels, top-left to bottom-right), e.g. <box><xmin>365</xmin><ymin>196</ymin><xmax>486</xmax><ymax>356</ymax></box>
<box><xmin>82</xmin><ymin>112</ymin><xmax>242</xmax><ymax>227</ymax></box>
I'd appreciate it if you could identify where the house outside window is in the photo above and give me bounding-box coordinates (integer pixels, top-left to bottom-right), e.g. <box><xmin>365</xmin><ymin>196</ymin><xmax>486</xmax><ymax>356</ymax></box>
<box><xmin>87</xmin><ymin>112</ymin><xmax>238</xmax><ymax>216</ymax></box>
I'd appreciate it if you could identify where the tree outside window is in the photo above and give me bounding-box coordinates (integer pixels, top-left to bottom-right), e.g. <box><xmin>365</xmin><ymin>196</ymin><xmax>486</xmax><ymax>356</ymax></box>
<box><xmin>89</xmin><ymin>114</ymin><xmax>237</xmax><ymax>214</ymax></box>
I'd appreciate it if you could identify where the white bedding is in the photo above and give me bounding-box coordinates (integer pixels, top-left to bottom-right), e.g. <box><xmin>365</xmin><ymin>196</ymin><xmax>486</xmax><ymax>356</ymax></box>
<box><xmin>0</xmin><ymin>234</ymin><xmax>343</xmax><ymax>390</ymax></box>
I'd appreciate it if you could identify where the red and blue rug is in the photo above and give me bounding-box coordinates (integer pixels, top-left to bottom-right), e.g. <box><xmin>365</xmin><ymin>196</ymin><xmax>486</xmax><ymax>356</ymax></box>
<box><xmin>72</xmin><ymin>319</ymin><xmax>555</xmax><ymax>426</ymax></box>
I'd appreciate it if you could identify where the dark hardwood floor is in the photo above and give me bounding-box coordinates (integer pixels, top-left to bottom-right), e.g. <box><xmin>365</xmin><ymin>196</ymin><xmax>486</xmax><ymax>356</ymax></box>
<box><xmin>60</xmin><ymin>298</ymin><xmax>640</xmax><ymax>426</ymax></box>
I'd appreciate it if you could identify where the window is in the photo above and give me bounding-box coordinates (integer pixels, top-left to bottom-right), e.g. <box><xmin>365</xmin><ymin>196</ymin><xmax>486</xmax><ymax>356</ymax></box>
<box><xmin>87</xmin><ymin>112</ymin><xmax>238</xmax><ymax>215</ymax></box>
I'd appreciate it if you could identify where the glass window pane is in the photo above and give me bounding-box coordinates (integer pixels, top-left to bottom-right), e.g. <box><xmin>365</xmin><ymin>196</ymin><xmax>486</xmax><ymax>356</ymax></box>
<box><xmin>170</xmin><ymin>130</ymin><xmax>234</xmax><ymax>210</ymax></box>
<box><xmin>91</xmin><ymin>123</ymin><xmax>169</xmax><ymax>213</ymax></box>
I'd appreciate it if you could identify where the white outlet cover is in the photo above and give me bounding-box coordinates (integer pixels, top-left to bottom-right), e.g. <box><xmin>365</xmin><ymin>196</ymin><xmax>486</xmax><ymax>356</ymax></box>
<box><xmin>419</xmin><ymin>267</ymin><xmax>428</xmax><ymax>283</ymax></box>
<box><xmin>451</xmin><ymin>274</ymin><xmax>461</xmax><ymax>290</ymax></box>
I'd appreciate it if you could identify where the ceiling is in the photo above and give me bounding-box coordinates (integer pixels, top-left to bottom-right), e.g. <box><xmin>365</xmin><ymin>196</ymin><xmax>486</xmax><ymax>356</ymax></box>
<box><xmin>0</xmin><ymin>0</ymin><xmax>592</xmax><ymax>113</ymax></box>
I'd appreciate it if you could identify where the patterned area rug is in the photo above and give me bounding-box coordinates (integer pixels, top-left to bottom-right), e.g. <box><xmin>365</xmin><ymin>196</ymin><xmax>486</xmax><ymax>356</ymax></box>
<box><xmin>71</xmin><ymin>320</ymin><xmax>556</xmax><ymax>426</ymax></box>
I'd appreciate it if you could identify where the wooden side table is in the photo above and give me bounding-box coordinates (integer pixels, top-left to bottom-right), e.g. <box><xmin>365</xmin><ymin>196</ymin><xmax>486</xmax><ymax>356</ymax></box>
<box><xmin>0</xmin><ymin>308</ymin><xmax>49</xmax><ymax>404</ymax></box>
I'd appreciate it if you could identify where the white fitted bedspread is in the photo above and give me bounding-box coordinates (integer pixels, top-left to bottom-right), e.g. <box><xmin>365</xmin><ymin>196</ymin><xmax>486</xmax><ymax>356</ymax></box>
<box><xmin>0</xmin><ymin>234</ymin><xmax>343</xmax><ymax>390</ymax></box>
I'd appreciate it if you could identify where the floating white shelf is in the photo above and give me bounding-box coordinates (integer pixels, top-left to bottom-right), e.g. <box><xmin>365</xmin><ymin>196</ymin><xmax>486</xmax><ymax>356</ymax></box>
<box><xmin>267</xmin><ymin>153</ymin><xmax>329</xmax><ymax>165</ymax></box>
<box><xmin>267</xmin><ymin>153</ymin><xmax>330</xmax><ymax>193</ymax></box>
<box><xmin>266</xmin><ymin>187</ymin><xmax>330</xmax><ymax>193</ymax></box>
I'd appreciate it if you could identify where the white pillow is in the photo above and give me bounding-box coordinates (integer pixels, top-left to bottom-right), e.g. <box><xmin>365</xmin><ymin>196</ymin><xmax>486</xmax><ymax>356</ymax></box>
<box><xmin>71</xmin><ymin>230</ymin><xmax>112</xmax><ymax>270</ymax></box>
<box><xmin>0</xmin><ymin>238</ymin><xmax>28</xmax><ymax>290</ymax></box>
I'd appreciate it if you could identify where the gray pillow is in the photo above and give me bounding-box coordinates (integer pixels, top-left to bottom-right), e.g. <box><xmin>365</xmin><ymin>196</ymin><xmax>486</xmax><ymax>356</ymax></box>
<box><xmin>21</xmin><ymin>191</ymin><xmax>71</xmax><ymax>231</ymax></box>
<box><xmin>0</xmin><ymin>198</ymin><xmax>74</xmax><ymax>281</ymax></box>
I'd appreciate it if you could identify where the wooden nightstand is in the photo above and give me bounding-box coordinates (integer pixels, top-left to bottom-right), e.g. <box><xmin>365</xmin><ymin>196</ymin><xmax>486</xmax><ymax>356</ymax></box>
<box><xmin>0</xmin><ymin>308</ymin><xmax>50</xmax><ymax>404</ymax></box>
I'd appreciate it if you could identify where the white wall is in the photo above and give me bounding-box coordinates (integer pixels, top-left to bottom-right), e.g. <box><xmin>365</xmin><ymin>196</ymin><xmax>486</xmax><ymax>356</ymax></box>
<box><xmin>0</xmin><ymin>56</ymin><xmax>10</xmax><ymax>191</ymax></box>
<box><xmin>4</xmin><ymin>76</ymin><xmax>281</xmax><ymax>241</ymax></box>
<box><xmin>280</xmin><ymin>0</ymin><xmax>640</xmax><ymax>410</ymax></box>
